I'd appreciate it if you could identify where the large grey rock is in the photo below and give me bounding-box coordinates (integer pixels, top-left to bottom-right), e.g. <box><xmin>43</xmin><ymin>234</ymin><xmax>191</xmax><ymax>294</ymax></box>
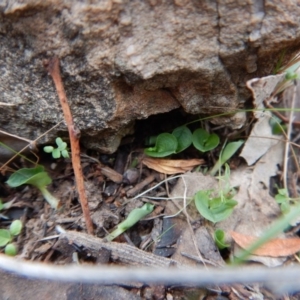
<box><xmin>0</xmin><ymin>0</ymin><xmax>300</xmax><ymax>153</ymax></box>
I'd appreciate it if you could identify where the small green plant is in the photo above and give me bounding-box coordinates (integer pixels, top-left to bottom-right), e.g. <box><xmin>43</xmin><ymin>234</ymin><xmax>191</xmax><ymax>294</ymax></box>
<box><xmin>194</xmin><ymin>190</ymin><xmax>237</xmax><ymax>223</ymax></box>
<box><xmin>275</xmin><ymin>188</ymin><xmax>294</xmax><ymax>214</ymax></box>
<box><xmin>144</xmin><ymin>125</ymin><xmax>219</xmax><ymax>157</ymax></box>
<box><xmin>194</xmin><ymin>164</ymin><xmax>238</xmax><ymax>223</ymax></box>
<box><xmin>0</xmin><ymin>198</ymin><xmax>16</xmax><ymax>222</ymax></box>
<box><xmin>192</xmin><ymin>128</ymin><xmax>220</xmax><ymax>152</ymax></box>
<box><xmin>144</xmin><ymin>133</ymin><xmax>179</xmax><ymax>157</ymax></box>
<box><xmin>106</xmin><ymin>203</ymin><xmax>154</xmax><ymax>241</ymax></box>
<box><xmin>6</xmin><ymin>166</ymin><xmax>60</xmax><ymax>209</ymax></box>
<box><xmin>0</xmin><ymin>198</ymin><xmax>14</xmax><ymax>212</ymax></box>
<box><xmin>0</xmin><ymin>220</ymin><xmax>22</xmax><ymax>256</ymax></box>
<box><xmin>144</xmin><ymin>125</ymin><xmax>243</xmax><ymax>224</ymax></box>
<box><xmin>272</xmin><ymin>52</ymin><xmax>300</xmax><ymax>94</ymax></box>
<box><xmin>269</xmin><ymin>116</ymin><xmax>286</xmax><ymax>135</ymax></box>
<box><xmin>44</xmin><ymin>137</ymin><xmax>69</xmax><ymax>159</ymax></box>
<box><xmin>209</xmin><ymin>140</ymin><xmax>244</xmax><ymax>176</ymax></box>
<box><xmin>285</xmin><ymin>71</ymin><xmax>299</xmax><ymax>81</ymax></box>
<box><xmin>144</xmin><ymin>126</ymin><xmax>242</xmax><ymax>176</ymax></box>
<box><xmin>214</xmin><ymin>229</ymin><xmax>230</xmax><ymax>250</ymax></box>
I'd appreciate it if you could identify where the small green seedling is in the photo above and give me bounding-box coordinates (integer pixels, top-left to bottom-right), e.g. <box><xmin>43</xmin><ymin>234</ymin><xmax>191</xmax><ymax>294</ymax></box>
<box><xmin>269</xmin><ymin>116</ymin><xmax>286</xmax><ymax>135</ymax></box>
<box><xmin>194</xmin><ymin>190</ymin><xmax>237</xmax><ymax>223</ymax></box>
<box><xmin>106</xmin><ymin>203</ymin><xmax>154</xmax><ymax>241</ymax></box>
<box><xmin>210</xmin><ymin>140</ymin><xmax>244</xmax><ymax>176</ymax></box>
<box><xmin>192</xmin><ymin>128</ymin><xmax>220</xmax><ymax>152</ymax></box>
<box><xmin>273</xmin><ymin>55</ymin><xmax>300</xmax><ymax>94</ymax></box>
<box><xmin>0</xmin><ymin>220</ymin><xmax>22</xmax><ymax>256</ymax></box>
<box><xmin>7</xmin><ymin>166</ymin><xmax>60</xmax><ymax>209</ymax></box>
<box><xmin>44</xmin><ymin>137</ymin><xmax>69</xmax><ymax>159</ymax></box>
<box><xmin>0</xmin><ymin>199</ymin><xmax>14</xmax><ymax>211</ymax></box>
<box><xmin>214</xmin><ymin>229</ymin><xmax>230</xmax><ymax>250</ymax></box>
<box><xmin>144</xmin><ymin>125</ymin><xmax>219</xmax><ymax>157</ymax></box>
<box><xmin>275</xmin><ymin>188</ymin><xmax>294</xmax><ymax>214</ymax></box>
<box><xmin>0</xmin><ymin>199</ymin><xmax>15</xmax><ymax>220</ymax></box>
<box><xmin>285</xmin><ymin>71</ymin><xmax>299</xmax><ymax>81</ymax></box>
<box><xmin>194</xmin><ymin>164</ymin><xmax>238</xmax><ymax>223</ymax></box>
<box><xmin>144</xmin><ymin>133</ymin><xmax>178</xmax><ymax>157</ymax></box>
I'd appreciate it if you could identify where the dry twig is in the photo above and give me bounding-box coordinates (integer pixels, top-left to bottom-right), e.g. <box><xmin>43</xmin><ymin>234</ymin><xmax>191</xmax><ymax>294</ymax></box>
<box><xmin>282</xmin><ymin>82</ymin><xmax>297</xmax><ymax>190</ymax></box>
<box><xmin>264</xmin><ymin>93</ymin><xmax>300</xmax><ymax>127</ymax></box>
<box><xmin>62</xmin><ymin>230</ymin><xmax>180</xmax><ymax>268</ymax></box>
<box><xmin>44</xmin><ymin>57</ymin><xmax>93</xmax><ymax>234</ymax></box>
<box><xmin>0</xmin><ymin>121</ymin><xmax>63</xmax><ymax>171</ymax></box>
<box><xmin>126</xmin><ymin>174</ymin><xmax>156</xmax><ymax>197</ymax></box>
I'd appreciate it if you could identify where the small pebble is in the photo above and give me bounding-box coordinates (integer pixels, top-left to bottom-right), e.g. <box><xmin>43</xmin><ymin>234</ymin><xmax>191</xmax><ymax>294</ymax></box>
<box><xmin>123</xmin><ymin>168</ymin><xmax>139</xmax><ymax>185</ymax></box>
<box><xmin>103</xmin><ymin>184</ymin><xmax>117</xmax><ymax>197</ymax></box>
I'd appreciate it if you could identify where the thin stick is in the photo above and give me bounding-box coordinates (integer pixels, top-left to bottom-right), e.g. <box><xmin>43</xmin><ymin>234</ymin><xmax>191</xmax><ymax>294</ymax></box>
<box><xmin>44</xmin><ymin>57</ymin><xmax>93</xmax><ymax>235</ymax></box>
<box><xmin>126</xmin><ymin>175</ymin><xmax>156</xmax><ymax>197</ymax></box>
<box><xmin>283</xmin><ymin>82</ymin><xmax>297</xmax><ymax>190</ymax></box>
<box><xmin>0</xmin><ymin>102</ymin><xmax>15</xmax><ymax>106</ymax></box>
<box><xmin>63</xmin><ymin>230</ymin><xmax>179</xmax><ymax>268</ymax></box>
<box><xmin>131</xmin><ymin>175</ymin><xmax>182</xmax><ymax>201</ymax></box>
<box><xmin>0</xmin><ymin>121</ymin><xmax>64</xmax><ymax>171</ymax></box>
<box><xmin>264</xmin><ymin>95</ymin><xmax>300</xmax><ymax>127</ymax></box>
<box><xmin>182</xmin><ymin>176</ymin><xmax>207</xmax><ymax>269</ymax></box>
<box><xmin>0</xmin><ymin>129</ymin><xmax>33</xmax><ymax>144</ymax></box>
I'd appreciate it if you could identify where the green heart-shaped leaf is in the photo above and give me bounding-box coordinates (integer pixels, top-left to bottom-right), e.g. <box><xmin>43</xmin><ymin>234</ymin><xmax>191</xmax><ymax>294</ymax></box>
<box><xmin>172</xmin><ymin>126</ymin><xmax>192</xmax><ymax>153</ymax></box>
<box><xmin>192</xmin><ymin>128</ymin><xmax>220</xmax><ymax>152</ymax></box>
<box><xmin>194</xmin><ymin>190</ymin><xmax>237</xmax><ymax>223</ymax></box>
<box><xmin>209</xmin><ymin>197</ymin><xmax>237</xmax><ymax>222</ymax></box>
<box><xmin>194</xmin><ymin>190</ymin><xmax>216</xmax><ymax>223</ymax></box>
<box><xmin>144</xmin><ymin>133</ymin><xmax>178</xmax><ymax>157</ymax></box>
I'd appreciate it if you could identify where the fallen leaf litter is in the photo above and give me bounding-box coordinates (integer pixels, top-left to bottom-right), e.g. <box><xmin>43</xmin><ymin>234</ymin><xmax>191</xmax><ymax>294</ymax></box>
<box><xmin>2</xmin><ymin>60</ymin><xmax>300</xmax><ymax>298</ymax></box>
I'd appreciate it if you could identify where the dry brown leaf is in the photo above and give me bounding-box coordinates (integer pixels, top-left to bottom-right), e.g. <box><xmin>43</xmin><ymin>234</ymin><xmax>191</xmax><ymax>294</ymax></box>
<box><xmin>142</xmin><ymin>157</ymin><xmax>205</xmax><ymax>175</ymax></box>
<box><xmin>217</xmin><ymin>164</ymin><xmax>283</xmax><ymax>267</ymax></box>
<box><xmin>241</xmin><ymin>73</ymin><xmax>286</xmax><ymax>166</ymax></box>
<box><xmin>231</xmin><ymin>231</ymin><xmax>300</xmax><ymax>257</ymax></box>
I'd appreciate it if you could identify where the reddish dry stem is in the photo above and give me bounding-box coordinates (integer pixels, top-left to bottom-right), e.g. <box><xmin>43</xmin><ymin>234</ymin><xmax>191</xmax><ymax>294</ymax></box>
<box><xmin>45</xmin><ymin>57</ymin><xmax>94</xmax><ymax>235</ymax></box>
<box><xmin>264</xmin><ymin>97</ymin><xmax>300</xmax><ymax>127</ymax></box>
